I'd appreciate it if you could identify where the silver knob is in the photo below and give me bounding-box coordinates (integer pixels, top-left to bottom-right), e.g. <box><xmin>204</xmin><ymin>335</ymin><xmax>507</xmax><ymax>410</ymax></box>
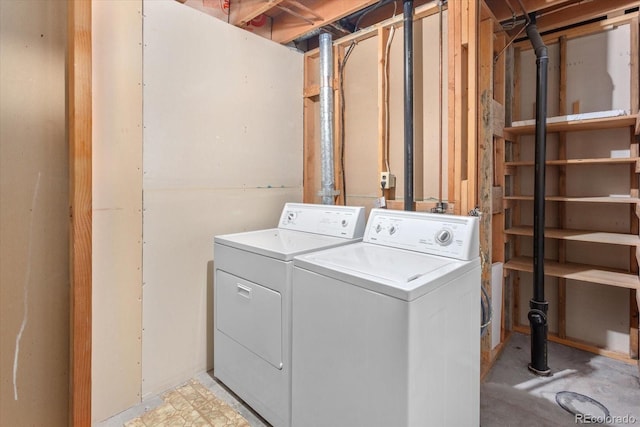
<box><xmin>436</xmin><ymin>229</ymin><xmax>453</xmax><ymax>246</ymax></box>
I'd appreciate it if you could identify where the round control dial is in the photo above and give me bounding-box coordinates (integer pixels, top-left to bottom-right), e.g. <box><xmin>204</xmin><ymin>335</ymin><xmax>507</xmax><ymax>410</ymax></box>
<box><xmin>435</xmin><ymin>228</ymin><xmax>453</xmax><ymax>246</ymax></box>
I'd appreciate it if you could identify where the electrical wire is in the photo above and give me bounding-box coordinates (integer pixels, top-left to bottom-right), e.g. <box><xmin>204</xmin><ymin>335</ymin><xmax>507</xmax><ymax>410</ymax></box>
<box><xmin>480</xmin><ymin>282</ymin><xmax>492</xmax><ymax>335</ymax></box>
<box><xmin>339</xmin><ymin>42</ymin><xmax>356</xmax><ymax>205</ymax></box>
<box><xmin>383</xmin><ymin>25</ymin><xmax>396</xmax><ymax>176</ymax></box>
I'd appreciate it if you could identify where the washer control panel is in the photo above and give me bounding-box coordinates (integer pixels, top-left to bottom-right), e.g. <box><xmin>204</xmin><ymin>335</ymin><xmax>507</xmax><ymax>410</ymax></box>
<box><xmin>365</xmin><ymin>209</ymin><xmax>479</xmax><ymax>260</ymax></box>
<box><xmin>279</xmin><ymin>203</ymin><xmax>366</xmax><ymax>239</ymax></box>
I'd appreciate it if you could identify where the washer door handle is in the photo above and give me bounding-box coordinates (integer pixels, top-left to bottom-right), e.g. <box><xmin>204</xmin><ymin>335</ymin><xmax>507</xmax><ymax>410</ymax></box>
<box><xmin>236</xmin><ymin>283</ymin><xmax>252</xmax><ymax>299</ymax></box>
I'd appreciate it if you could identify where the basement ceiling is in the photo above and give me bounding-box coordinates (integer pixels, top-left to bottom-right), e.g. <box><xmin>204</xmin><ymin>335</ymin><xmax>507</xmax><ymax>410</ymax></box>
<box><xmin>178</xmin><ymin>0</ymin><xmax>640</xmax><ymax>50</ymax></box>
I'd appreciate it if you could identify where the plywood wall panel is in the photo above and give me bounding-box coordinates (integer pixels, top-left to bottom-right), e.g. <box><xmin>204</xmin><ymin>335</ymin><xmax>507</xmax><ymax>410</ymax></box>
<box><xmin>0</xmin><ymin>1</ymin><xmax>69</xmax><ymax>425</ymax></box>
<box><xmin>142</xmin><ymin>0</ymin><xmax>302</xmax><ymax>397</ymax></box>
<box><xmin>92</xmin><ymin>0</ymin><xmax>143</xmax><ymax>422</ymax></box>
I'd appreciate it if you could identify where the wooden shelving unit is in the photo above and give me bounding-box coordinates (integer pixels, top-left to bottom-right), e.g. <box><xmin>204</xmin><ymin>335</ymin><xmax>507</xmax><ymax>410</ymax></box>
<box><xmin>501</xmin><ymin>19</ymin><xmax>640</xmax><ymax>363</ymax></box>
<box><xmin>504</xmin><ymin>113</ymin><xmax>637</xmax><ymax>135</ymax></box>
<box><xmin>504</xmin><ymin>195</ymin><xmax>640</xmax><ymax>203</ymax></box>
<box><xmin>502</xmin><ymin>105</ymin><xmax>639</xmax><ymax>361</ymax></box>
<box><xmin>505</xmin><ymin>257</ymin><xmax>640</xmax><ymax>290</ymax></box>
<box><xmin>505</xmin><ymin>226</ymin><xmax>640</xmax><ymax>246</ymax></box>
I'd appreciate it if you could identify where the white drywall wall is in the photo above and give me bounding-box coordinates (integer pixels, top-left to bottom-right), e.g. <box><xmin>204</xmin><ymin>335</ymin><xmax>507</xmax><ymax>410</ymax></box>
<box><xmin>142</xmin><ymin>0</ymin><xmax>303</xmax><ymax>397</ymax></box>
<box><xmin>92</xmin><ymin>0</ymin><xmax>143</xmax><ymax>422</ymax></box>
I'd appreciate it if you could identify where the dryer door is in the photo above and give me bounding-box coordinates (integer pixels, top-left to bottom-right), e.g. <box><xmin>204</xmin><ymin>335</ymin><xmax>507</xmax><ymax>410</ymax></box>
<box><xmin>216</xmin><ymin>270</ymin><xmax>283</xmax><ymax>369</ymax></box>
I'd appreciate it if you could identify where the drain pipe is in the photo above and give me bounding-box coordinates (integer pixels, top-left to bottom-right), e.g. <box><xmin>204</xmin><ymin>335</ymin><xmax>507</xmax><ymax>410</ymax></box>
<box><xmin>526</xmin><ymin>13</ymin><xmax>551</xmax><ymax>377</ymax></box>
<box><xmin>403</xmin><ymin>0</ymin><xmax>414</xmax><ymax>211</ymax></box>
<box><xmin>319</xmin><ymin>33</ymin><xmax>337</xmax><ymax>205</ymax></box>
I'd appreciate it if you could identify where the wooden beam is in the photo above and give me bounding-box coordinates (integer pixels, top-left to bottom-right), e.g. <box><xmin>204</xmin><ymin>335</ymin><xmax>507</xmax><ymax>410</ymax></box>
<box><xmin>303</xmin><ymin>98</ymin><xmax>317</xmax><ymax>203</ymax></box>
<box><xmin>448</xmin><ymin>0</ymin><xmax>462</xmax><ymax>213</ymax></box>
<box><xmin>515</xmin><ymin>12</ymin><xmax>639</xmax><ymax>49</ymax></box>
<box><xmin>478</xmin><ymin>16</ymin><xmax>494</xmax><ymax>370</ymax></box>
<box><xmin>485</xmin><ymin>0</ymin><xmax>569</xmax><ymax>22</ymax></box>
<box><xmin>535</xmin><ymin>0</ymin><xmax>640</xmax><ymax>36</ymax></box>
<box><xmin>467</xmin><ymin>0</ymin><xmax>479</xmax><ymax>213</ymax></box>
<box><xmin>632</xmin><ymin>17</ymin><xmax>639</xmax><ymax>114</ymax></box>
<box><xmin>275</xmin><ymin>3</ymin><xmax>317</xmax><ymax>25</ymax></box>
<box><xmin>271</xmin><ymin>0</ymin><xmax>378</xmax><ymax>44</ymax></box>
<box><xmin>285</xmin><ymin>0</ymin><xmax>324</xmax><ymax>21</ymax></box>
<box><xmin>377</xmin><ymin>26</ymin><xmax>394</xmax><ymax>201</ymax></box>
<box><xmin>68</xmin><ymin>0</ymin><xmax>92</xmax><ymax>425</ymax></box>
<box><xmin>229</xmin><ymin>0</ymin><xmax>285</xmax><ymax>26</ymax></box>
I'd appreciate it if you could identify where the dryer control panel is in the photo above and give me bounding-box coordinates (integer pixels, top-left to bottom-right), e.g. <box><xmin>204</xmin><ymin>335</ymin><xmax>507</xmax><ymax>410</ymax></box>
<box><xmin>279</xmin><ymin>203</ymin><xmax>366</xmax><ymax>239</ymax></box>
<box><xmin>364</xmin><ymin>209</ymin><xmax>479</xmax><ymax>260</ymax></box>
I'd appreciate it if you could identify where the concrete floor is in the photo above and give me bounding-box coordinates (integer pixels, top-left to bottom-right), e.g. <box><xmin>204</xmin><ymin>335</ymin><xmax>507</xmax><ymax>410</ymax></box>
<box><xmin>100</xmin><ymin>332</ymin><xmax>640</xmax><ymax>426</ymax></box>
<box><xmin>482</xmin><ymin>332</ymin><xmax>640</xmax><ymax>426</ymax></box>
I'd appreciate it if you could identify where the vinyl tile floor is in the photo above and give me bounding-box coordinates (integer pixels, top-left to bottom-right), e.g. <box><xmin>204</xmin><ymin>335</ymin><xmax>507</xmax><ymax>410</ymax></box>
<box><xmin>99</xmin><ymin>333</ymin><xmax>640</xmax><ymax>426</ymax></box>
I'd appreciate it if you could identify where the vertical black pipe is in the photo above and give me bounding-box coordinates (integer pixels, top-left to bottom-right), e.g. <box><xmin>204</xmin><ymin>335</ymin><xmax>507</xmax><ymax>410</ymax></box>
<box><xmin>403</xmin><ymin>0</ymin><xmax>414</xmax><ymax>211</ymax></box>
<box><xmin>526</xmin><ymin>14</ymin><xmax>551</xmax><ymax>377</ymax></box>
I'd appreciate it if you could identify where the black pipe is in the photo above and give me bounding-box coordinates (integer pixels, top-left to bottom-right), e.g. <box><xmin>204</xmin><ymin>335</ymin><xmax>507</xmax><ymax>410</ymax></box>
<box><xmin>526</xmin><ymin>13</ymin><xmax>551</xmax><ymax>377</ymax></box>
<box><xmin>403</xmin><ymin>0</ymin><xmax>414</xmax><ymax>211</ymax></box>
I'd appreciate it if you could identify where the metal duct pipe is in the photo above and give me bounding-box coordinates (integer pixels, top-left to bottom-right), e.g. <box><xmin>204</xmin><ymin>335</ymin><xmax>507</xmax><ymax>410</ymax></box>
<box><xmin>526</xmin><ymin>13</ymin><xmax>551</xmax><ymax>377</ymax></box>
<box><xmin>403</xmin><ymin>0</ymin><xmax>414</xmax><ymax>211</ymax></box>
<box><xmin>319</xmin><ymin>33</ymin><xmax>336</xmax><ymax>205</ymax></box>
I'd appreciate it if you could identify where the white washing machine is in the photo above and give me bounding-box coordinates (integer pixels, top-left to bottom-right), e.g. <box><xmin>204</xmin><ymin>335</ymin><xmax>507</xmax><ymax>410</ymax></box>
<box><xmin>292</xmin><ymin>209</ymin><xmax>481</xmax><ymax>427</ymax></box>
<box><xmin>213</xmin><ymin>203</ymin><xmax>366</xmax><ymax>427</ymax></box>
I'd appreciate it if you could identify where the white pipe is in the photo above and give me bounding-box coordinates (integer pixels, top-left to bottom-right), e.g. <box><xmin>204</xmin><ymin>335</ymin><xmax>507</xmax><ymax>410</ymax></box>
<box><xmin>319</xmin><ymin>33</ymin><xmax>336</xmax><ymax>205</ymax></box>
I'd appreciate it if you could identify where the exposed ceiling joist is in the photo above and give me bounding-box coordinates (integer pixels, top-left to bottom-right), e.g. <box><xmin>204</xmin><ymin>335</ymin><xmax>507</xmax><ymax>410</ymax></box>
<box><xmin>270</xmin><ymin>0</ymin><xmax>379</xmax><ymax>44</ymax></box>
<box><xmin>486</xmin><ymin>0</ymin><xmax>639</xmax><ymax>26</ymax></box>
<box><xmin>486</xmin><ymin>0</ymin><xmax>581</xmax><ymax>22</ymax></box>
<box><xmin>534</xmin><ymin>0</ymin><xmax>640</xmax><ymax>33</ymax></box>
<box><xmin>229</xmin><ymin>0</ymin><xmax>286</xmax><ymax>26</ymax></box>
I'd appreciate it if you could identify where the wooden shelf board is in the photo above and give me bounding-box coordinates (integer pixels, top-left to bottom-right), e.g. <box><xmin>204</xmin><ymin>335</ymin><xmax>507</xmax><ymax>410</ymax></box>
<box><xmin>504</xmin><ymin>195</ymin><xmax>640</xmax><ymax>204</ymax></box>
<box><xmin>505</xmin><ymin>158</ymin><xmax>639</xmax><ymax>166</ymax></box>
<box><xmin>504</xmin><ymin>114</ymin><xmax>637</xmax><ymax>136</ymax></box>
<box><xmin>504</xmin><ymin>256</ymin><xmax>640</xmax><ymax>290</ymax></box>
<box><xmin>505</xmin><ymin>226</ymin><xmax>640</xmax><ymax>246</ymax></box>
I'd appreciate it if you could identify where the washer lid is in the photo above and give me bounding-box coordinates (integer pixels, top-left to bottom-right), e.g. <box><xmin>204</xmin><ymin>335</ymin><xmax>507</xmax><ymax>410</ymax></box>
<box><xmin>215</xmin><ymin>228</ymin><xmax>360</xmax><ymax>261</ymax></box>
<box><xmin>294</xmin><ymin>243</ymin><xmax>480</xmax><ymax>301</ymax></box>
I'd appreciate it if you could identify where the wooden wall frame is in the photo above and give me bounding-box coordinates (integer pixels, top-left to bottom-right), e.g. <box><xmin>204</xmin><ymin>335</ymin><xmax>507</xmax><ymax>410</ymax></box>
<box><xmin>68</xmin><ymin>0</ymin><xmax>92</xmax><ymax>425</ymax></box>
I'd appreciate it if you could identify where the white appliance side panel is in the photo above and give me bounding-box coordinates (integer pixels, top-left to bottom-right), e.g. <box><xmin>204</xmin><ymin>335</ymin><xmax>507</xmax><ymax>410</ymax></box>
<box><xmin>291</xmin><ymin>268</ymin><xmax>410</xmax><ymax>427</ymax></box>
<box><xmin>407</xmin><ymin>265</ymin><xmax>481</xmax><ymax>426</ymax></box>
<box><xmin>216</xmin><ymin>271</ymin><xmax>282</xmax><ymax>369</ymax></box>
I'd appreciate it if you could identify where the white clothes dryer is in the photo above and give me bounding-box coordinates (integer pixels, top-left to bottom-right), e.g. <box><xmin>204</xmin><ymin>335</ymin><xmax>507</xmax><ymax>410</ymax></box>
<box><xmin>292</xmin><ymin>209</ymin><xmax>481</xmax><ymax>427</ymax></box>
<box><xmin>213</xmin><ymin>203</ymin><xmax>365</xmax><ymax>427</ymax></box>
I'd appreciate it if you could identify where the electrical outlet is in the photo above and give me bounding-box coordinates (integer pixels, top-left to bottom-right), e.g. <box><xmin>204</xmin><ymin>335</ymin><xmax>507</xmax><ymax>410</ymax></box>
<box><xmin>380</xmin><ymin>172</ymin><xmax>396</xmax><ymax>189</ymax></box>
